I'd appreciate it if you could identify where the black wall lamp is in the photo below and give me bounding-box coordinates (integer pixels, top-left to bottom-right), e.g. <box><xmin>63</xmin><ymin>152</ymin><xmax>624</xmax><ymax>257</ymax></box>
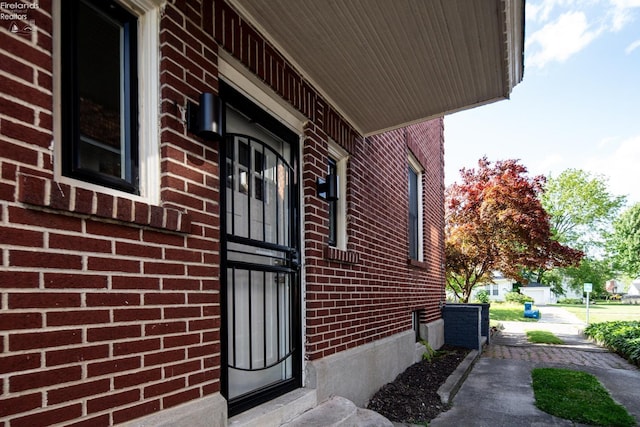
<box><xmin>187</xmin><ymin>92</ymin><xmax>222</xmax><ymax>141</ymax></box>
<box><xmin>317</xmin><ymin>174</ymin><xmax>339</xmax><ymax>201</ymax></box>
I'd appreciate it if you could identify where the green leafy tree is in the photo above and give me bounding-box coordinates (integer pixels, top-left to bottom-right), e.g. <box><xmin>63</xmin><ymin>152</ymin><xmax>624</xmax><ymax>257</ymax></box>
<box><xmin>445</xmin><ymin>158</ymin><xmax>582</xmax><ymax>302</ymax></box>
<box><xmin>541</xmin><ymin>169</ymin><xmax>626</xmax><ymax>251</ymax></box>
<box><xmin>563</xmin><ymin>257</ymin><xmax>615</xmax><ymax>297</ymax></box>
<box><xmin>531</xmin><ymin>169</ymin><xmax>625</xmax><ymax>284</ymax></box>
<box><xmin>543</xmin><ymin>269</ymin><xmax>566</xmax><ymax>297</ymax></box>
<box><xmin>608</xmin><ymin>203</ymin><xmax>640</xmax><ymax>279</ymax></box>
<box><xmin>475</xmin><ymin>289</ymin><xmax>490</xmax><ymax>304</ymax></box>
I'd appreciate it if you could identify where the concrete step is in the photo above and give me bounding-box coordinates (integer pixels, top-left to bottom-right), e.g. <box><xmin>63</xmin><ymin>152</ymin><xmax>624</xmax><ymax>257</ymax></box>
<box><xmin>353</xmin><ymin>407</ymin><xmax>395</xmax><ymax>427</ymax></box>
<box><xmin>229</xmin><ymin>388</ymin><xmax>317</xmax><ymax>427</ymax></box>
<box><xmin>281</xmin><ymin>396</ymin><xmax>393</xmax><ymax>427</ymax></box>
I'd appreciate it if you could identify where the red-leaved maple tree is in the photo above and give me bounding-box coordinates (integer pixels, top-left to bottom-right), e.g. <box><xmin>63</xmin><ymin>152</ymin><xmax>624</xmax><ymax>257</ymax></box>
<box><xmin>445</xmin><ymin>157</ymin><xmax>583</xmax><ymax>302</ymax></box>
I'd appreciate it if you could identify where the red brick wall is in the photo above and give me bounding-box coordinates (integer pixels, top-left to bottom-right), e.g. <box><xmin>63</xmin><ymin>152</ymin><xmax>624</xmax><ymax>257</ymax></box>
<box><xmin>212</xmin><ymin>3</ymin><xmax>446</xmax><ymax>359</ymax></box>
<box><xmin>303</xmin><ymin>121</ymin><xmax>446</xmax><ymax>360</ymax></box>
<box><xmin>1</xmin><ymin>0</ymin><xmax>221</xmax><ymax>425</ymax></box>
<box><xmin>0</xmin><ymin>0</ymin><xmax>445</xmax><ymax>424</ymax></box>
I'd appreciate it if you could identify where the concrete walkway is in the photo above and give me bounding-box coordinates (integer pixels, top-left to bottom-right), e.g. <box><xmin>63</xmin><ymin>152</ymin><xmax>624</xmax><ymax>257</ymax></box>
<box><xmin>430</xmin><ymin>305</ymin><xmax>640</xmax><ymax>427</ymax></box>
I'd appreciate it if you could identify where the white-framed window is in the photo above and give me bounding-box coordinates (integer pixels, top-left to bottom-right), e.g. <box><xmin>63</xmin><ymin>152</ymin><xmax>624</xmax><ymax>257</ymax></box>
<box><xmin>53</xmin><ymin>0</ymin><xmax>161</xmax><ymax>203</ymax></box>
<box><xmin>327</xmin><ymin>140</ymin><xmax>348</xmax><ymax>250</ymax></box>
<box><xmin>408</xmin><ymin>154</ymin><xmax>424</xmax><ymax>261</ymax></box>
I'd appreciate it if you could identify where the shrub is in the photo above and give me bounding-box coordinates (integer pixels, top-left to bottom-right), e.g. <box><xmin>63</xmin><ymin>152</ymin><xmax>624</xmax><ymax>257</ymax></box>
<box><xmin>505</xmin><ymin>291</ymin><xmax>534</xmax><ymax>304</ymax></box>
<box><xmin>475</xmin><ymin>290</ymin><xmax>490</xmax><ymax>304</ymax></box>
<box><xmin>558</xmin><ymin>298</ymin><xmax>582</xmax><ymax>305</ymax></box>
<box><xmin>584</xmin><ymin>321</ymin><xmax>640</xmax><ymax>366</ymax></box>
<box><xmin>421</xmin><ymin>340</ymin><xmax>435</xmax><ymax>362</ymax></box>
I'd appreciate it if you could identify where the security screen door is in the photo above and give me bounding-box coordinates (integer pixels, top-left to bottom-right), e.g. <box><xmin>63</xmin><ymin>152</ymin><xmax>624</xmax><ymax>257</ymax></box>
<box><xmin>222</xmin><ymin>90</ymin><xmax>301</xmax><ymax>415</ymax></box>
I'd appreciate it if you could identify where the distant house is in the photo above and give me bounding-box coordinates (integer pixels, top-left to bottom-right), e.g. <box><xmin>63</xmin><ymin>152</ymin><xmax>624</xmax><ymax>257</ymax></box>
<box><xmin>627</xmin><ymin>280</ymin><xmax>640</xmax><ymax>296</ymax></box>
<box><xmin>551</xmin><ymin>279</ymin><xmax>583</xmax><ymax>301</ymax></box>
<box><xmin>520</xmin><ymin>283</ymin><xmax>553</xmax><ymax>305</ymax></box>
<box><xmin>623</xmin><ymin>280</ymin><xmax>640</xmax><ymax>304</ymax></box>
<box><xmin>469</xmin><ymin>273</ymin><xmax>515</xmax><ymax>302</ymax></box>
<box><xmin>469</xmin><ymin>275</ymin><xmax>582</xmax><ymax>305</ymax></box>
<box><xmin>561</xmin><ymin>285</ymin><xmax>584</xmax><ymax>301</ymax></box>
<box><xmin>606</xmin><ymin>279</ymin><xmax>620</xmax><ymax>294</ymax></box>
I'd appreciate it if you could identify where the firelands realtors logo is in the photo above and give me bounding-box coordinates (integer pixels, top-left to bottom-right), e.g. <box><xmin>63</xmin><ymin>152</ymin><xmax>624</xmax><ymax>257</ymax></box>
<box><xmin>1</xmin><ymin>1</ymin><xmax>38</xmax><ymax>36</ymax></box>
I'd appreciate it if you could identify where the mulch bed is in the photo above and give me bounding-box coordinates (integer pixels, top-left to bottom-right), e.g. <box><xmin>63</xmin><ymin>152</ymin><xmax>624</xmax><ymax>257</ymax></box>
<box><xmin>366</xmin><ymin>345</ymin><xmax>470</xmax><ymax>424</ymax></box>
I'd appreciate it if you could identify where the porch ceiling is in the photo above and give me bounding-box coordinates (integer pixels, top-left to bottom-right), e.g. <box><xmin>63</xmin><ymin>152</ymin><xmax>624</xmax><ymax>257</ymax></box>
<box><xmin>228</xmin><ymin>0</ymin><xmax>524</xmax><ymax>136</ymax></box>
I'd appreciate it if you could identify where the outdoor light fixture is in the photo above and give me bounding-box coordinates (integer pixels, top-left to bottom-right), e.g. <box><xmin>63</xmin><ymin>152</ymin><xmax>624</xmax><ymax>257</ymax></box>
<box><xmin>187</xmin><ymin>92</ymin><xmax>222</xmax><ymax>141</ymax></box>
<box><xmin>317</xmin><ymin>174</ymin><xmax>339</xmax><ymax>201</ymax></box>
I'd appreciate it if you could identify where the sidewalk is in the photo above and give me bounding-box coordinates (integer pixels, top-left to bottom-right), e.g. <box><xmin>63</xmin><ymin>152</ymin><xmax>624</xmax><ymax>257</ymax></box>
<box><xmin>430</xmin><ymin>305</ymin><xmax>640</xmax><ymax>426</ymax></box>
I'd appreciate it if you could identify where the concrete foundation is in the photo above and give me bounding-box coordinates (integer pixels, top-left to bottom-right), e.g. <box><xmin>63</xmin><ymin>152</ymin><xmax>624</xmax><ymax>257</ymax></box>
<box><xmin>121</xmin><ymin>320</ymin><xmax>445</xmax><ymax>426</ymax></box>
<box><xmin>121</xmin><ymin>392</ymin><xmax>227</xmax><ymax>427</ymax></box>
<box><xmin>306</xmin><ymin>330</ymin><xmax>415</xmax><ymax>407</ymax></box>
<box><xmin>306</xmin><ymin>319</ymin><xmax>445</xmax><ymax>408</ymax></box>
<box><xmin>421</xmin><ymin>317</ymin><xmax>445</xmax><ymax>350</ymax></box>
<box><xmin>414</xmin><ymin>341</ymin><xmax>428</xmax><ymax>363</ymax></box>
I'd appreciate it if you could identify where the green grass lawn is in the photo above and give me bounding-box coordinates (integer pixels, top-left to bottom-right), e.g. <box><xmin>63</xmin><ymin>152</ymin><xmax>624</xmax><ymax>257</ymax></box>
<box><xmin>526</xmin><ymin>330</ymin><xmax>563</xmax><ymax>344</ymax></box>
<box><xmin>556</xmin><ymin>302</ymin><xmax>640</xmax><ymax>323</ymax></box>
<box><xmin>490</xmin><ymin>303</ymin><xmax>538</xmax><ymax>323</ymax></box>
<box><xmin>532</xmin><ymin>368</ymin><xmax>635</xmax><ymax>426</ymax></box>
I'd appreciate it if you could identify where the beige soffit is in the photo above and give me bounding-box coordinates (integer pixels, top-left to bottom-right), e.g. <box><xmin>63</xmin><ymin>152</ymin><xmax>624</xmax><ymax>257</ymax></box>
<box><xmin>227</xmin><ymin>0</ymin><xmax>524</xmax><ymax>136</ymax></box>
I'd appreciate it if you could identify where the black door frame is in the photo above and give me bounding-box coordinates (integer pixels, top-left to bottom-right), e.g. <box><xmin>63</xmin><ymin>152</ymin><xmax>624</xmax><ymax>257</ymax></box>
<box><xmin>219</xmin><ymin>82</ymin><xmax>302</xmax><ymax>416</ymax></box>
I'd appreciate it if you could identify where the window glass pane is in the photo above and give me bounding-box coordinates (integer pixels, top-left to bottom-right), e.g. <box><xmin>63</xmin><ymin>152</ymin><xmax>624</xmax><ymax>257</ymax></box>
<box><xmin>226</xmin><ymin>138</ymin><xmax>234</xmax><ymax>189</ymax></box>
<box><xmin>77</xmin><ymin>1</ymin><xmax>124</xmax><ymax>179</ymax></box>
<box><xmin>328</xmin><ymin>158</ymin><xmax>337</xmax><ymax>246</ymax></box>
<box><xmin>239</xmin><ymin>140</ymin><xmax>250</xmax><ymax>168</ymax></box>
<box><xmin>263</xmin><ymin>149</ymin><xmax>278</xmax><ymax>244</ymax></box>
<box><xmin>63</xmin><ymin>0</ymin><xmax>138</xmax><ymax>193</ymax></box>
<box><xmin>408</xmin><ymin>167</ymin><xmax>419</xmax><ymax>259</ymax></box>
<box><xmin>253</xmin><ymin>144</ymin><xmax>264</xmax><ymax>202</ymax></box>
<box><xmin>254</xmin><ymin>150</ymin><xmax>264</xmax><ymax>173</ymax></box>
<box><xmin>237</xmin><ymin>139</ymin><xmax>249</xmax><ymax>195</ymax></box>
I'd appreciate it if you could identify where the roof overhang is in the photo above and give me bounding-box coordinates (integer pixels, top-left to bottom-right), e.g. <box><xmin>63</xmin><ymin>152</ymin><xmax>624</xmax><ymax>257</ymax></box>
<box><xmin>227</xmin><ymin>0</ymin><xmax>525</xmax><ymax>136</ymax></box>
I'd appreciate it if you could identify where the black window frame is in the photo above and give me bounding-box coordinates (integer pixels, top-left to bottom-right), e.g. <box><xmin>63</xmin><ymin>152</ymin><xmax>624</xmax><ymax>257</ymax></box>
<box><xmin>408</xmin><ymin>165</ymin><xmax>419</xmax><ymax>260</ymax></box>
<box><xmin>327</xmin><ymin>157</ymin><xmax>338</xmax><ymax>247</ymax></box>
<box><xmin>61</xmin><ymin>0</ymin><xmax>140</xmax><ymax>194</ymax></box>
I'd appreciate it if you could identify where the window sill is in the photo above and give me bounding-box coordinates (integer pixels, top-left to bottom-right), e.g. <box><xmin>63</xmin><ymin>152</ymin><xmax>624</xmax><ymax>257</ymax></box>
<box><xmin>18</xmin><ymin>173</ymin><xmax>191</xmax><ymax>233</ymax></box>
<box><xmin>324</xmin><ymin>246</ymin><xmax>360</xmax><ymax>264</ymax></box>
<box><xmin>408</xmin><ymin>258</ymin><xmax>428</xmax><ymax>270</ymax></box>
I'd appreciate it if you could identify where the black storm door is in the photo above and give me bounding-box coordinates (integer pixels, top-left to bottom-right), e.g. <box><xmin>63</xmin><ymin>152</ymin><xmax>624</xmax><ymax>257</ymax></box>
<box><xmin>221</xmin><ymin>85</ymin><xmax>301</xmax><ymax>416</ymax></box>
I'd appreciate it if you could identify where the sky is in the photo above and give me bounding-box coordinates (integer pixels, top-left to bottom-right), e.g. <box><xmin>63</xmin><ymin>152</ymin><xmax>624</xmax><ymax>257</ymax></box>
<box><xmin>444</xmin><ymin>0</ymin><xmax>640</xmax><ymax>207</ymax></box>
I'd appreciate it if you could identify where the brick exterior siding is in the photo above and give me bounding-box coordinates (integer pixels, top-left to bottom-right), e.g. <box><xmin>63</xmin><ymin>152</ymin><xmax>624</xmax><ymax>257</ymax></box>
<box><xmin>303</xmin><ymin>122</ymin><xmax>446</xmax><ymax>360</ymax></box>
<box><xmin>0</xmin><ymin>0</ymin><xmax>445</xmax><ymax>424</ymax></box>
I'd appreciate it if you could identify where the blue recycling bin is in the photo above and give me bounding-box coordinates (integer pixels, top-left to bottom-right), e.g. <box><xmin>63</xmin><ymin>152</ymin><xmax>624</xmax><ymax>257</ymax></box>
<box><xmin>524</xmin><ymin>302</ymin><xmax>540</xmax><ymax>319</ymax></box>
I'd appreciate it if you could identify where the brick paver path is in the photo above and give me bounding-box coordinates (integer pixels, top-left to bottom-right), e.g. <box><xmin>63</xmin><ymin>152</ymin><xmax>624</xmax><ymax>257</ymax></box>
<box><xmin>483</xmin><ymin>306</ymin><xmax>638</xmax><ymax>371</ymax></box>
<box><xmin>483</xmin><ymin>342</ymin><xmax>637</xmax><ymax>370</ymax></box>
